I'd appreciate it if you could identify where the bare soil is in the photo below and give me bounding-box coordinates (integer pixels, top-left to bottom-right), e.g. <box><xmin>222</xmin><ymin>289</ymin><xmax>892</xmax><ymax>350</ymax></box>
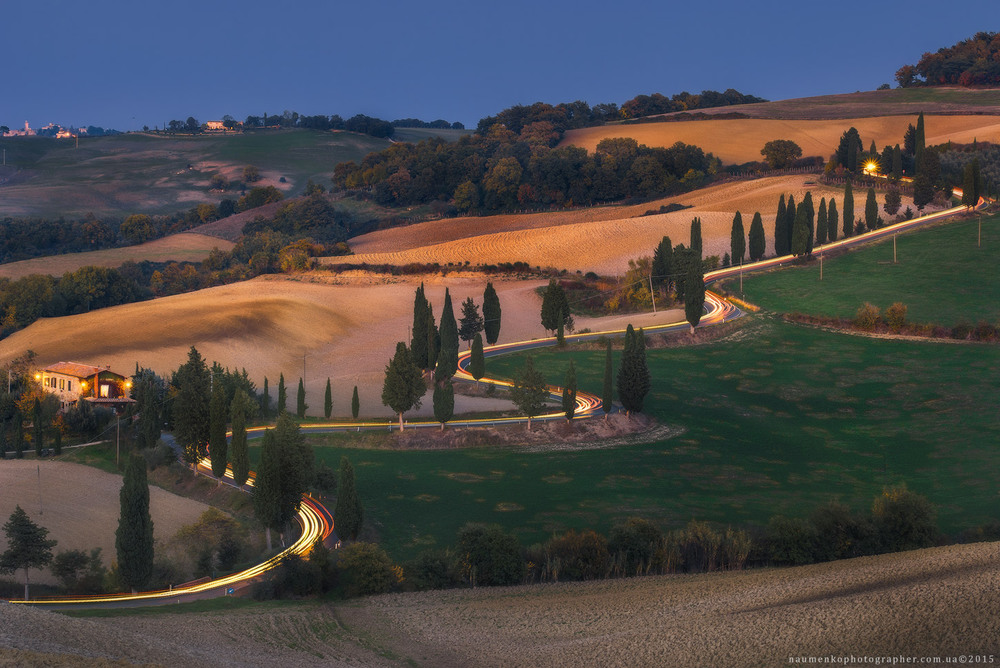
<box><xmin>0</xmin><ymin>461</ymin><xmax>212</xmax><ymax>585</ymax></box>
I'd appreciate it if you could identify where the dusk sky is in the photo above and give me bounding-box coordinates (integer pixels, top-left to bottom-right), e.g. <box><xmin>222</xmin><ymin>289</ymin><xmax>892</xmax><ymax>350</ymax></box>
<box><xmin>3</xmin><ymin>1</ymin><xmax>996</xmax><ymax>131</ymax></box>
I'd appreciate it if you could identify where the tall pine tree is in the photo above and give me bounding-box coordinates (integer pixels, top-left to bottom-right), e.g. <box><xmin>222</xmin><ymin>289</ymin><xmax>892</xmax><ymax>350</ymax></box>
<box><xmin>827</xmin><ymin>198</ymin><xmax>838</xmax><ymax>242</ymax></box>
<box><xmin>684</xmin><ymin>260</ymin><xmax>706</xmax><ymax>330</ymax></box>
<box><xmin>816</xmin><ymin>198</ymin><xmax>828</xmax><ymax>246</ymax></box>
<box><xmin>469</xmin><ymin>333</ymin><xmax>486</xmax><ymax>387</ymax></box>
<box><xmin>296</xmin><ymin>378</ymin><xmax>307</xmax><ymax>418</ymax></box>
<box><xmin>433</xmin><ymin>380</ymin><xmax>454</xmax><ymax>430</ymax></box>
<box><xmin>277</xmin><ymin>373</ymin><xmax>287</xmax><ymax>414</ymax></box>
<box><xmin>690</xmin><ymin>217</ymin><xmax>703</xmax><ymax>257</ymax></box>
<box><xmin>351</xmin><ymin>386</ymin><xmax>360</xmax><ymax>420</ymax></box>
<box><xmin>334</xmin><ymin>456</ymin><xmax>363</xmax><ymax>541</ymax></box>
<box><xmin>774</xmin><ymin>195</ymin><xmax>787</xmax><ymax>256</ymax></box>
<box><xmin>842</xmin><ymin>181</ymin><xmax>855</xmax><ymax>238</ymax></box>
<box><xmin>730</xmin><ymin>211</ymin><xmax>745</xmax><ymax>266</ymax></box>
<box><xmin>382</xmin><ymin>342</ymin><xmax>425</xmax><ymax>431</ymax></box>
<box><xmin>617</xmin><ymin>325</ymin><xmax>650</xmax><ymax>416</ymax></box>
<box><xmin>436</xmin><ymin>288</ymin><xmax>459</xmax><ymax>381</ymax></box>
<box><xmin>324</xmin><ymin>378</ymin><xmax>332</xmax><ymax>419</ymax></box>
<box><xmin>116</xmin><ymin>453</ymin><xmax>154</xmax><ymax>593</ymax></box>
<box><xmin>864</xmin><ymin>187</ymin><xmax>879</xmax><ymax>231</ymax></box>
<box><xmin>173</xmin><ymin>346</ymin><xmax>211</xmax><ymax>466</ymax></box>
<box><xmin>748</xmin><ymin>212</ymin><xmax>765</xmax><ymax>261</ymax></box>
<box><xmin>410</xmin><ymin>283</ymin><xmax>429</xmax><ymax>368</ymax></box>
<box><xmin>252</xmin><ymin>429</ymin><xmax>282</xmax><ymax>551</ymax></box>
<box><xmin>209</xmin><ymin>374</ymin><xmax>228</xmax><ymax>478</ymax></box>
<box><xmin>230</xmin><ymin>389</ymin><xmax>254</xmax><ymax>487</ymax></box>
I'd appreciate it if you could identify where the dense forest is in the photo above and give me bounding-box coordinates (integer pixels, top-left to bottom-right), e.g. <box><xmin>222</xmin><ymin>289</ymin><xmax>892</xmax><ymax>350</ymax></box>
<box><xmin>895</xmin><ymin>32</ymin><xmax>1000</xmax><ymax>87</ymax></box>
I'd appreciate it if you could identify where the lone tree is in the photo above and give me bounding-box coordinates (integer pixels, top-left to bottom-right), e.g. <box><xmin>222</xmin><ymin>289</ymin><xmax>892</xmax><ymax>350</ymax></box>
<box><xmin>209</xmin><ymin>374</ymin><xmax>229</xmax><ymax>479</ymax></box>
<box><xmin>482</xmin><ymin>281</ymin><xmax>502</xmax><ymax>345</ymax></box>
<box><xmin>684</xmin><ymin>260</ymin><xmax>706</xmax><ymax>330</ymax></box>
<box><xmin>296</xmin><ymin>378</ymin><xmax>307</xmax><ymax>419</ymax></box>
<box><xmin>433</xmin><ymin>380</ymin><xmax>455</xmax><ymax>430</ymax></box>
<box><xmin>730</xmin><ymin>211</ymin><xmax>745</xmax><ymax>266</ymax></box>
<box><xmin>116</xmin><ymin>453</ymin><xmax>154</xmax><ymax>593</ymax></box>
<box><xmin>510</xmin><ymin>355</ymin><xmax>548</xmax><ymax>431</ymax></box>
<box><xmin>334</xmin><ymin>456</ymin><xmax>363</xmax><ymax>541</ymax></box>
<box><xmin>469</xmin><ymin>333</ymin><xmax>486</xmax><ymax>387</ymax></box>
<box><xmin>436</xmin><ymin>288</ymin><xmax>459</xmax><ymax>381</ymax></box>
<box><xmin>1</xmin><ymin>506</ymin><xmax>56</xmax><ymax>600</ymax></box>
<box><xmin>230</xmin><ymin>389</ymin><xmax>256</xmax><ymax>487</ymax></box>
<box><xmin>617</xmin><ymin>325</ymin><xmax>650</xmax><ymax>416</ymax></box>
<box><xmin>382</xmin><ymin>342</ymin><xmax>425</xmax><ymax>431</ymax></box>
<box><xmin>760</xmin><ymin>139</ymin><xmax>802</xmax><ymax>169</ymax></box>
<box><xmin>602</xmin><ymin>340</ymin><xmax>613</xmax><ymax>420</ymax></box>
<box><xmin>172</xmin><ymin>346</ymin><xmax>211</xmax><ymax>467</ymax></box>
<box><xmin>748</xmin><ymin>212</ymin><xmax>765</xmax><ymax>262</ymax></box>
<box><xmin>458</xmin><ymin>297</ymin><xmax>484</xmax><ymax>348</ymax></box>
<box><xmin>351</xmin><ymin>386</ymin><xmax>360</xmax><ymax>420</ymax></box>
<box><xmin>324</xmin><ymin>378</ymin><xmax>333</xmax><ymax>419</ymax></box>
<box><xmin>561</xmin><ymin>360</ymin><xmax>578</xmax><ymax>421</ymax></box>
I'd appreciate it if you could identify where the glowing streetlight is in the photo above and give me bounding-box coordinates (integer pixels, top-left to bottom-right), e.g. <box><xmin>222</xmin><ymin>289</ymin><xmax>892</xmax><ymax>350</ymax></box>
<box><xmin>863</xmin><ymin>160</ymin><xmax>879</xmax><ymax>176</ymax></box>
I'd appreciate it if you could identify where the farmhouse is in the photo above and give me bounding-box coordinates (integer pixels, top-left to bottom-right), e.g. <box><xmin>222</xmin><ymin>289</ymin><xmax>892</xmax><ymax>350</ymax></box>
<box><xmin>38</xmin><ymin>361</ymin><xmax>135</xmax><ymax>412</ymax></box>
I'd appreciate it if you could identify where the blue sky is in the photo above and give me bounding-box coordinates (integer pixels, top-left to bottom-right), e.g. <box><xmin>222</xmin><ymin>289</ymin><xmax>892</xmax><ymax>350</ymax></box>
<box><xmin>3</xmin><ymin>1</ymin><xmax>996</xmax><ymax>131</ymax></box>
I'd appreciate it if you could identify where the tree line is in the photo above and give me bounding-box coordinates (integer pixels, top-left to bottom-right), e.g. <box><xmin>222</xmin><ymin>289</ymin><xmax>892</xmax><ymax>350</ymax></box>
<box><xmin>895</xmin><ymin>32</ymin><xmax>1000</xmax><ymax>87</ymax></box>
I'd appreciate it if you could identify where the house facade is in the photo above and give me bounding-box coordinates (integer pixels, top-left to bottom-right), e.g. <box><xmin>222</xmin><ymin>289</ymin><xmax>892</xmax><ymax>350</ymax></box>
<box><xmin>39</xmin><ymin>361</ymin><xmax>135</xmax><ymax>412</ymax></box>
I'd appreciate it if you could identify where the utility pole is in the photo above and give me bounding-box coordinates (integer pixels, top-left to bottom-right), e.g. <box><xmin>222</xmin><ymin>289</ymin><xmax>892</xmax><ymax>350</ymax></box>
<box><xmin>893</xmin><ymin>234</ymin><xmax>897</xmax><ymax>264</ymax></box>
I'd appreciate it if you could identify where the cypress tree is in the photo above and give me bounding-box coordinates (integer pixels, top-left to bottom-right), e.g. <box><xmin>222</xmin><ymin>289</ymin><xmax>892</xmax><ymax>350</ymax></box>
<box><xmin>803</xmin><ymin>192</ymin><xmax>815</xmax><ymax>254</ymax></box>
<box><xmin>651</xmin><ymin>235</ymin><xmax>673</xmax><ymax>292</ymax></box>
<box><xmin>252</xmin><ymin>429</ymin><xmax>281</xmax><ymax>551</ymax></box>
<box><xmin>261</xmin><ymin>377</ymin><xmax>270</xmax><ymax>420</ymax></box>
<box><xmin>816</xmin><ymin>198</ymin><xmax>828</xmax><ymax>246</ymax></box>
<box><xmin>482</xmin><ymin>281</ymin><xmax>502</xmax><ymax>345</ymax></box>
<box><xmin>32</xmin><ymin>398</ymin><xmax>43</xmax><ymax>457</ymax></box>
<box><xmin>173</xmin><ymin>346</ymin><xmax>211</xmax><ymax>466</ymax></box>
<box><xmin>334</xmin><ymin>456</ymin><xmax>363</xmax><ymax>541</ymax></box>
<box><xmin>562</xmin><ymin>360</ymin><xmax>578</xmax><ymax>421</ymax></box>
<box><xmin>273</xmin><ymin>412</ymin><xmax>313</xmax><ymax>539</ymax></box>
<box><xmin>690</xmin><ymin>217</ymin><xmax>703</xmax><ymax>257</ymax></box>
<box><xmin>469</xmin><ymin>333</ymin><xmax>486</xmax><ymax>386</ymax></box>
<box><xmin>914</xmin><ymin>111</ymin><xmax>925</xmax><ymax>169</ymax></box>
<box><xmin>296</xmin><ymin>378</ymin><xmax>307</xmax><ymax>418</ymax></box>
<box><xmin>684</xmin><ymin>259</ymin><xmax>705</xmax><ymax>329</ymax></box>
<box><xmin>458</xmin><ymin>297</ymin><xmax>484</xmax><ymax>348</ymax></box>
<box><xmin>351</xmin><ymin>386</ymin><xmax>360</xmax><ymax>420</ymax></box>
<box><xmin>230</xmin><ymin>389</ymin><xmax>254</xmax><ymax>488</ymax></box>
<box><xmin>748</xmin><ymin>212</ymin><xmax>765</xmax><ymax>261</ymax></box>
<box><xmin>827</xmin><ymin>198</ymin><xmax>839</xmax><ymax>242</ymax></box>
<box><xmin>843</xmin><ymin>181</ymin><xmax>854</xmax><ymax>238</ymax></box>
<box><xmin>791</xmin><ymin>202</ymin><xmax>811</xmax><ymax>256</ymax></box>
<box><xmin>774</xmin><ymin>195</ymin><xmax>787</xmax><ymax>256</ymax></box>
<box><xmin>784</xmin><ymin>194</ymin><xmax>796</xmax><ymax>253</ymax></box>
<box><xmin>865</xmin><ymin>187</ymin><xmax>879</xmax><ymax>231</ymax></box>
<box><xmin>410</xmin><ymin>283</ymin><xmax>429</xmax><ymax>368</ymax></box>
<box><xmin>277</xmin><ymin>373</ymin><xmax>287</xmax><ymax>414</ymax></box>
<box><xmin>433</xmin><ymin>380</ymin><xmax>454</xmax><ymax>430</ymax></box>
<box><xmin>116</xmin><ymin>453</ymin><xmax>154</xmax><ymax>593</ymax></box>
<box><xmin>730</xmin><ymin>211</ymin><xmax>745</xmax><ymax>265</ymax></box>
<box><xmin>602</xmin><ymin>340</ymin><xmax>613</xmax><ymax>420</ymax></box>
<box><xmin>14</xmin><ymin>411</ymin><xmax>24</xmax><ymax>459</ymax></box>
<box><xmin>892</xmin><ymin>145</ymin><xmax>902</xmax><ymax>180</ymax></box>
<box><xmin>209</xmin><ymin>374</ymin><xmax>228</xmax><ymax>479</ymax></box>
<box><xmin>436</xmin><ymin>288</ymin><xmax>459</xmax><ymax>382</ymax></box>
<box><xmin>324</xmin><ymin>378</ymin><xmax>332</xmax><ymax>418</ymax></box>
<box><xmin>426</xmin><ymin>302</ymin><xmax>438</xmax><ymax>371</ymax></box>
<box><xmin>382</xmin><ymin>342</ymin><xmax>426</xmax><ymax>431</ymax></box>
<box><xmin>540</xmin><ymin>279</ymin><xmax>570</xmax><ymax>333</ymax></box>
<box><xmin>617</xmin><ymin>325</ymin><xmax>651</xmax><ymax>416</ymax></box>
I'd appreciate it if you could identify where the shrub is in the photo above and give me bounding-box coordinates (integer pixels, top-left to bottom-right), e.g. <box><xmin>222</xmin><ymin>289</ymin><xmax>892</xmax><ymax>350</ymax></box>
<box><xmin>545</xmin><ymin>529</ymin><xmax>610</xmax><ymax>581</ymax></box>
<box><xmin>809</xmin><ymin>501</ymin><xmax>876</xmax><ymax>561</ymax></box>
<box><xmin>408</xmin><ymin>549</ymin><xmax>460</xmax><ymax>590</ymax></box>
<box><xmin>951</xmin><ymin>321</ymin><xmax>973</xmax><ymax>340</ymax></box>
<box><xmin>336</xmin><ymin>542</ymin><xmax>397</xmax><ymax>597</ymax></box>
<box><xmin>764</xmin><ymin>516</ymin><xmax>819</xmax><ymax>566</ymax></box>
<box><xmin>609</xmin><ymin>517</ymin><xmax>664</xmax><ymax>576</ymax></box>
<box><xmin>871</xmin><ymin>487</ymin><xmax>937</xmax><ymax>553</ymax></box>
<box><xmin>456</xmin><ymin>523</ymin><xmax>524</xmax><ymax>587</ymax></box>
<box><xmin>885</xmin><ymin>302</ymin><xmax>907</xmax><ymax>333</ymax></box>
<box><xmin>974</xmin><ymin>321</ymin><xmax>998</xmax><ymax>341</ymax></box>
<box><xmin>853</xmin><ymin>303</ymin><xmax>881</xmax><ymax>331</ymax></box>
<box><xmin>676</xmin><ymin>520</ymin><xmax>722</xmax><ymax>572</ymax></box>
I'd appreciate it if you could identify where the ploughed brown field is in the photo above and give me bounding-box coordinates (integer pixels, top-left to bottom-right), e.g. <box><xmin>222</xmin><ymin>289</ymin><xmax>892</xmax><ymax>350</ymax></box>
<box><xmin>339</xmin><ymin>174</ymin><xmax>925</xmax><ymax>275</ymax></box>
<box><xmin>0</xmin><ymin>461</ymin><xmax>211</xmax><ymax>585</ymax></box>
<box><xmin>560</xmin><ymin>114</ymin><xmax>1000</xmax><ymax>164</ymax></box>
<box><xmin>2</xmin><ymin>542</ymin><xmax>997</xmax><ymax>667</ymax></box>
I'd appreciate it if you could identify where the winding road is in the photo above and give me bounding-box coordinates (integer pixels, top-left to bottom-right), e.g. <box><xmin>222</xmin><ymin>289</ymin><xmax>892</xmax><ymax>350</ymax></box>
<box><xmin>9</xmin><ymin>192</ymin><xmax>988</xmax><ymax>607</ymax></box>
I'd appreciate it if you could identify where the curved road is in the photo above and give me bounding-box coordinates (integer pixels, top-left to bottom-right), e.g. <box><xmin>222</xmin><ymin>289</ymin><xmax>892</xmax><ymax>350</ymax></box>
<box><xmin>10</xmin><ymin>193</ymin><xmax>988</xmax><ymax>607</ymax></box>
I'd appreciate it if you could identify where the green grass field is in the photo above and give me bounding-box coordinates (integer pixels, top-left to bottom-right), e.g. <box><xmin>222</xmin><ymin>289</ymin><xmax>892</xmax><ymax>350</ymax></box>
<box><xmin>297</xmin><ymin>317</ymin><xmax>1000</xmax><ymax>562</ymax></box>
<box><xmin>0</xmin><ymin>130</ymin><xmax>387</xmax><ymax>218</ymax></box>
<box><xmin>730</xmin><ymin>213</ymin><xmax>1000</xmax><ymax>326</ymax></box>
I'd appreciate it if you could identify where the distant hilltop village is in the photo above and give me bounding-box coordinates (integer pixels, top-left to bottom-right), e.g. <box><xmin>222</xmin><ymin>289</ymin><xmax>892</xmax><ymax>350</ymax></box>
<box><xmin>0</xmin><ymin>120</ymin><xmax>119</xmax><ymax>138</ymax></box>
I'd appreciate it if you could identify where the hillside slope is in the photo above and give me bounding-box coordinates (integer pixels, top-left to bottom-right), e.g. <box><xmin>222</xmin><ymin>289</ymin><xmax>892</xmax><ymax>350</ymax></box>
<box><xmin>562</xmin><ymin>114</ymin><xmax>1000</xmax><ymax>164</ymax></box>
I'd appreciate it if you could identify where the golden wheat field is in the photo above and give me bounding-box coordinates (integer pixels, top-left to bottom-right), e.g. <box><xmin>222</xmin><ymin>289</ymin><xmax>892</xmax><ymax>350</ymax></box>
<box><xmin>2</xmin><ymin>542</ymin><xmax>997</xmax><ymax>667</ymax></box>
<box><xmin>341</xmin><ymin>174</ymin><xmax>925</xmax><ymax>273</ymax></box>
<box><xmin>0</xmin><ymin>461</ymin><xmax>211</xmax><ymax>585</ymax></box>
<box><xmin>561</xmin><ymin>114</ymin><xmax>1000</xmax><ymax>164</ymax></box>
<box><xmin>0</xmin><ymin>233</ymin><xmax>234</xmax><ymax>280</ymax></box>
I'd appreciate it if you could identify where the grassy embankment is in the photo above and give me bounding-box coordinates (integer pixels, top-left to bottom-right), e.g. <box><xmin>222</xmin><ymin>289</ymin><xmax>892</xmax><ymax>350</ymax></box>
<box><xmin>728</xmin><ymin>211</ymin><xmax>1000</xmax><ymax>327</ymax></box>
<box><xmin>283</xmin><ymin>214</ymin><xmax>1000</xmax><ymax>563</ymax></box>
